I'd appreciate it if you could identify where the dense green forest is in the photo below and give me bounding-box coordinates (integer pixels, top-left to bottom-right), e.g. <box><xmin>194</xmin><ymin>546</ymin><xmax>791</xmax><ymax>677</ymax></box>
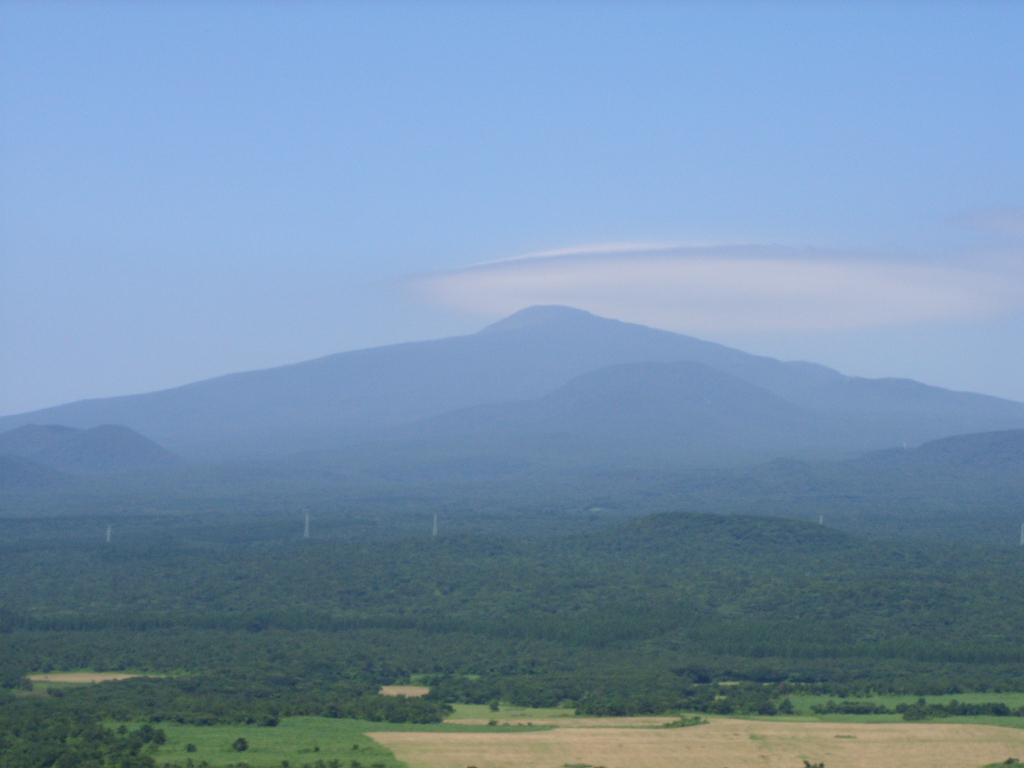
<box><xmin>0</xmin><ymin>696</ymin><xmax>165</xmax><ymax>768</ymax></box>
<box><xmin>1</xmin><ymin>511</ymin><xmax>1023</xmax><ymax>734</ymax></box>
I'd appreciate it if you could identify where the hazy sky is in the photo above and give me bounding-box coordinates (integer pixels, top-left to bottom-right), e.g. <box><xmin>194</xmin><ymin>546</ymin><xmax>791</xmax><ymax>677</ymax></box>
<box><xmin>2</xmin><ymin>1</ymin><xmax>1023</xmax><ymax>415</ymax></box>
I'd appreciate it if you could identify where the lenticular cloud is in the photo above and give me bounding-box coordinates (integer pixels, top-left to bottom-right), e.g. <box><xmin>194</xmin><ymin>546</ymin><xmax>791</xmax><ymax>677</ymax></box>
<box><xmin>411</xmin><ymin>245</ymin><xmax>1015</xmax><ymax>333</ymax></box>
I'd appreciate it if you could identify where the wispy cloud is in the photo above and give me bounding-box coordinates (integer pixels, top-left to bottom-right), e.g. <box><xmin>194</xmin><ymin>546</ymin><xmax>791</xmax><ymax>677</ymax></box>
<box><xmin>958</xmin><ymin>207</ymin><xmax>1024</xmax><ymax>238</ymax></box>
<box><xmin>410</xmin><ymin>245</ymin><xmax>1019</xmax><ymax>333</ymax></box>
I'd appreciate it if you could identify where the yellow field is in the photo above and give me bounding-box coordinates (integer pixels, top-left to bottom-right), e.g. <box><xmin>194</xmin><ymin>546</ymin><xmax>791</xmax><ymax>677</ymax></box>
<box><xmin>370</xmin><ymin>717</ymin><xmax>1024</xmax><ymax>768</ymax></box>
<box><xmin>446</xmin><ymin>716</ymin><xmax>676</xmax><ymax>728</ymax></box>
<box><xmin>379</xmin><ymin>684</ymin><xmax>431</xmax><ymax>697</ymax></box>
<box><xmin>28</xmin><ymin>672</ymin><xmax>143</xmax><ymax>683</ymax></box>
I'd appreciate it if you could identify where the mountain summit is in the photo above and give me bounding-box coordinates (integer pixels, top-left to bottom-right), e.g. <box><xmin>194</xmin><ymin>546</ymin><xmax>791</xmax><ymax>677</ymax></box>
<box><xmin>1</xmin><ymin>306</ymin><xmax>1022</xmax><ymax>462</ymax></box>
<box><xmin>0</xmin><ymin>424</ymin><xmax>181</xmax><ymax>474</ymax></box>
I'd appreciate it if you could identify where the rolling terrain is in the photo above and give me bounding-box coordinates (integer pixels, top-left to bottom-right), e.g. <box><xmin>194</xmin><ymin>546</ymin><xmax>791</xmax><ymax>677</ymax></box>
<box><xmin>0</xmin><ymin>424</ymin><xmax>180</xmax><ymax>475</ymax></box>
<box><xmin>3</xmin><ymin>419</ymin><xmax>1023</xmax><ymax>546</ymax></box>
<box><xmin>0</xmin><ymin>455</ymin><xmax>69</xmax><ymax>491</ymax></box>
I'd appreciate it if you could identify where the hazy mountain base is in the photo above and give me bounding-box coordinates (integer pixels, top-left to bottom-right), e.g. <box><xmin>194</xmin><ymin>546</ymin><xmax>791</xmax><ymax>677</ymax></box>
<box><xmin>3</xmin><ymin>427</ymin><xmax>1022</xmax><ymax>546</ymax></box>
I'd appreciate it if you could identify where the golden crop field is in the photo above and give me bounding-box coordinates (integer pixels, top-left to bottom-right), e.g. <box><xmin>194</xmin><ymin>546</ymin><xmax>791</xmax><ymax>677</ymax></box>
<box><xmin>370</xmin><ymin>717</ymin><xmax>1024</xmax><ymax>768</ymax></box>
<box><xmin>27</xmin><ymin>673</ymin><xmax>143</xmax><ymax>683</ymax></box>
<box><xmin>379</xmin><ymin>685</ymin><xmax>432</xmax><ymax>697</ymax></box>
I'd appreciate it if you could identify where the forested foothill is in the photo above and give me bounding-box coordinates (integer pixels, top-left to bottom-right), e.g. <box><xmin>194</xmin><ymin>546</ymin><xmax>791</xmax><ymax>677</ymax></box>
<box><xmin>3</xmin><ymin>420</ymin><xmax>1024</xmax><ymax>547</ymax></box>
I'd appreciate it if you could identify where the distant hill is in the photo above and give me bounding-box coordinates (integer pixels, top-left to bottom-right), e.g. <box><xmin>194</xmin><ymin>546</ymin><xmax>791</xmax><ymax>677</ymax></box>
<box><xmin>0</xmin><ymin>424</ymin><xmax>181</xmax><ymax>474</ymax></box>
<box><xmin>321</xmin><ymin>361</ymin><xmax>855</xmax><ymax>476</ymax></box>
<box><xmin>850</xmin><ymin>427</ymin><xmax>1024</xmax><ymax>475</ymax></box>
<box><xmin>0</xmin><ymin>455</ymin><xmax>70</xmax><ymax>490</ymax></box>
<box><xmin>730</xmin><ymin>427</ymin><xmax>1024</xmax><ymax>504</ymax></box>
<box><xmin>235</xmin><ymin>423</ymin><xmax>1024</xmax><ymax>544</ymax></box>
<box><xmin>2</xmin><ymin>421</ymin><xmax>1021</xmax><ymax>545</ymax></box>
<box><xmin>1</xmin><ymin>306</ymin><xmax>1023</xmax><ymax>462</ymax></box>
<box><xmin>666</xmin><ymin>427</ymin><xmax>1024</xmax><ymax>543</ymax></box>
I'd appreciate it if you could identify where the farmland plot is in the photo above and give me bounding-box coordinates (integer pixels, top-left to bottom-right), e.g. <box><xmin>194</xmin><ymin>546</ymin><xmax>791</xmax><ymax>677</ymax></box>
<box><xmin>371</xmin><ymin>718</ymin><xmax>1024</xmax><ymax>768</ymax></box>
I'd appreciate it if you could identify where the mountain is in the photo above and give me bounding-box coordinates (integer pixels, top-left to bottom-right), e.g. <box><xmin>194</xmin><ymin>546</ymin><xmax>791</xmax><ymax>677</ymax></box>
<box><xmin>731</xmin><ymin>427</ymin><xmax>1024</xmax><ymax>504</ymax></box>
<box><xmin>667</xmin><ymin>427</ymin><xmax>1024</xmax><ymax>543</ymax></box>
<box><xmin>2</xmin><ymin>306</ymin><xmax>1023</xmax><ymax>461</ymax></box>
<box><xmin>323</xmin><ymin>361</ymin><xmax>851</xmax><ymax>476</ymax></box>
<box><xmin>260</xmin><ymin>420</ymin><xmax>1024</xmax><ymax>544</ymax></box>
<box><xmin>849</xmin><ymin>427</ymin><xmax>1024</xmax><ymax>475</ymax></box>
<box><xmin>0</xmin><ymin>455</ymin><xmax>70</xmax><ymax>490</ymax></box>
<box><xmin>0</xmin><ymin>424</ymin><xmax>181</xmax><ymax>474</ymax></box>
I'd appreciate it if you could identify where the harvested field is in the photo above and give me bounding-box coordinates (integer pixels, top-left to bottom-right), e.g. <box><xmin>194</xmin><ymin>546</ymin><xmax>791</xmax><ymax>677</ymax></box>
<box><xmin>379</xmin><ymin>684</ymin><xmax>430</xmax><ymax>697</ymax></box>
<box><xmin>446</xmin><ymin>717</ymin><xmax>676</xmax><ymax>728</ymax></box>
<box><xmin>28</xmin><ymin>672</ymin><xmax>143</xmax><ymax>683</ymax></box>
<box><xmin>370</xmin><ymin>718</ymin><xmax>1024</xmax><ymax>768</ymax></box>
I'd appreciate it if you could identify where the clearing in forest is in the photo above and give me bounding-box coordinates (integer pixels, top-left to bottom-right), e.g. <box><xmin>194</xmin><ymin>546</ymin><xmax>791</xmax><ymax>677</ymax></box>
<box><xmin>370</xmin><ymin>717</ymin><xmax>1024</xmax><ymax>768</ymax></box>
<box><xmin>379</xmin><ymin>685</ymin><xmax>431</xmax><ymax>697</ymax></box>
<box><xmin>28</xmin><ymin>672</ymin><xmax>145</xmax><ymax>683</ymax></box>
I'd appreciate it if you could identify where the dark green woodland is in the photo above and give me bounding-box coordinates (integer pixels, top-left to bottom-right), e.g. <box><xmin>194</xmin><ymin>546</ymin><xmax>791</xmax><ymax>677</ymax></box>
<box><xmin>2</xmin><ymin>512</ymin><xmax>1023</xmax><ymax>743</ymax></box>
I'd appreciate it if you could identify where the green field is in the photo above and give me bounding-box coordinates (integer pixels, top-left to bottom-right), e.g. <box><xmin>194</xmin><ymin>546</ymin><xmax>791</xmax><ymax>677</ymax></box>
<box><xmin>153</xmin><ymin>717</ymin><xmax>404</xmax><ymax>768</ymax></box>
<box><xmin>691</xmin><ymin>693</ymin><xmax>1024</xmax><ymax>730</ymax></box>
<box><xmin>447</xmin><ymin>703</ymin><xmax>577</xmax><ymax>720</ymax></box>
<box><xmin>151</xmin><ymin>716</ymin><xmax>553</xmax><ymax>768</ymax></box>
<box><xmin>786</xmin><ymin>692</ymin><xmax>1024</xmax><ymax>723</ymax></box>
<box><xmin>787</xmin><ymin>692</ymin><xmax>1024</xmax><ymax>711</ymax></box>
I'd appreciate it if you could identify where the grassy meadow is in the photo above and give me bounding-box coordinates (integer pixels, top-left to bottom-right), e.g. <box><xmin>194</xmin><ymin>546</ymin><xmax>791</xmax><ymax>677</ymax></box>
<box><xmin>153</xmin><ymin>716</ymin><xmax>402</xmax><ymax>768</ymax></box>
<box><xmin>446</xmin><ymin>704</ymin><xmax>578</xmax><ymax>721</ymax></box>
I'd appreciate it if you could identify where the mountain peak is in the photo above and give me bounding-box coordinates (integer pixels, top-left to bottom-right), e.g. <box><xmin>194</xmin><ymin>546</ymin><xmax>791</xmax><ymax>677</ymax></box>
<box><xmin>2</xmin><ymin>305</ymin><xmax>1022</xmax><ymax>462</ymax></box>
<box><xmin>0</xmin><ymin>423</ymin><xmax>180</xmax><ymax>474</ymax></box>
<box><xmin>478</xmin><ymin>305</ymin><xmax>607</xmax><ymax>333</ymax></box>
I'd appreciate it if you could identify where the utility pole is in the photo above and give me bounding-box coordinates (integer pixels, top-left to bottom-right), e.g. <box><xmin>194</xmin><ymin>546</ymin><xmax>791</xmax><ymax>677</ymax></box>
<box><xmin>105</xmin><ymin>525</ymin><xmax>111</xmax><ymax>544</ymax></box>
<box><xmin>432</xmin><ymin>514</ymin><xmax>438</xmax><ymax>538</ymax></box>
<box><xmin>303</xmin><ymin>513</ymin><xmax>310</xmax><ymax>539</ymax></box>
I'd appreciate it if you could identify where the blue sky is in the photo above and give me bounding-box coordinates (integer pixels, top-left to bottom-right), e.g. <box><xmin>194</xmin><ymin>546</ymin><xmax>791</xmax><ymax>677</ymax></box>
<box><xmin>2</xmin><ymin>1</ymin><xmax>1023</xmax><ymax>415</ymax></box>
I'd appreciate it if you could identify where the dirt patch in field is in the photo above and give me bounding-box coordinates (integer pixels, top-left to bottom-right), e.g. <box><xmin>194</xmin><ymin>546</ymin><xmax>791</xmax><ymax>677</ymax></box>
<box><xmin>370</xmin><ymin>718</ymin><xmax>1024</xmax><ymax>768</ymax></box>
<box><xmin>28</xmin><ymin>673</ymin><xmax>144</xmax><ymax>684</ymax></box>
<box><xmin>379</xmin><ymin>685</ymin><xmax>430</xmax><ymax>697</ymax></box>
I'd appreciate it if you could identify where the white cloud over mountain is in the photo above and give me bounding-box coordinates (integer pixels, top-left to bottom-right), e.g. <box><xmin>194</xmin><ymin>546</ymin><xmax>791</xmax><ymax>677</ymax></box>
<box><xmin>412</xmin><ymin>245</ymin><xmax>1019</xmax><ymax>333</ymax></box>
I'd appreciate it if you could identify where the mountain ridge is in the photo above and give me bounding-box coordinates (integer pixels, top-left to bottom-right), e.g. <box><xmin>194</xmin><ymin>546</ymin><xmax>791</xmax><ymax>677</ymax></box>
<box><xmin>0</xmin><ymin>424</ymin><xmax>181</xmax><ymax>474</ymax></box>
<box><xmin>2</xmin><ymin>306</ymin><xmax>1022</xmax><ymax>462</ymax></box>
<box><xmin>325</xmin><ymin>360</ymin><xmax>852</xmax><ymax>474</ymax></box>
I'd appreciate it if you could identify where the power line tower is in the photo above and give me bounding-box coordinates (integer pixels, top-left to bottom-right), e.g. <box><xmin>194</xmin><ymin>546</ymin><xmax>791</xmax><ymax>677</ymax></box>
<box><xmin>303</xmin><ymin>513</ymin><xmax>310</xmax><ymax>539</ymax></box>
<box><xmin>432</xmin><ymin>514</ymin><xmax>438</xmax><ymax>538</ymax></box>
<box><xmin>105</xmin><ymin>525</ymin><xmax>111</xmax><ymax>544</ymax></box>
